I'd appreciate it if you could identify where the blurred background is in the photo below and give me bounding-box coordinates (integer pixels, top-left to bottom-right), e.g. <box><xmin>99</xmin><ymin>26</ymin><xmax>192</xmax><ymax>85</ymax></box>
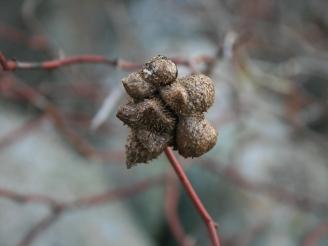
<box><xmin>1</xmin><ymin>0</ymin><xmax>328</xmax><ymax>245</ymax></box>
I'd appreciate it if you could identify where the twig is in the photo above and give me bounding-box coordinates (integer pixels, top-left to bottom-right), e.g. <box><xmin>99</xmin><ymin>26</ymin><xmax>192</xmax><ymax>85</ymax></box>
<box><xmin>0</xmin><ymin>52</ymin><xmax>213</xmax><ymax>71</ymax></box>
<box><xmin>0</xmin><ymin>53</ymin><xmax>141</xmax><ymax>71</ymax></box>
<box><xmin>18</xmin><ymin>210</ymin><xmax>62</xmax><ymax>246</ymax></box>
<box><xmin>63</xmin><ymin>174</ymin><xmax>163</xmax><ymax>209</ymax></box>
<box><xmin>164</xmin><ymin>148</ymin><xmax>221</xmax><ymax>246</ymax></box>
<box><xmin>0</xmin><ymin>175</ymin><xmax>163</xmax><ymax>210</ymax></box>
<box><xmin>0</xmin><ymin>75</ymin><xmax>117</xmax><ymax>160</ymax></box>
<box><xmin>0</xmin><ymin>188</ymin><xmax>60</xmax><ymax>207</ymax></box>
<box><xmin>0</xmin><ymin>115</ymin><xmax>45</xmax><ymax>149</ymax></box>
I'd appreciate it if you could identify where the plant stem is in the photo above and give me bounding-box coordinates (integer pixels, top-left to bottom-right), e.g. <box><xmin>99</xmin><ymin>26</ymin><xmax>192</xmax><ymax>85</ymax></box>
<box><xmin>0</xmin><ymin>52</ymin><xmax>213</xmax><ymax>71</ymax></box>
<box><xmin>164</xmin><ymin>147</ymin><xmax>221</xmax><ymax>246</ymax></box>
<box><xmin>0</xmin><ymin>52</ymin><xmax>141</xmax><ymax>71</ymax></box>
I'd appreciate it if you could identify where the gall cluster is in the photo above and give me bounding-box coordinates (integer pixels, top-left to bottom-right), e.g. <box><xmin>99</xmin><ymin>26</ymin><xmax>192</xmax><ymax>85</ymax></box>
<box><xmin>117</xmin><ymin>55</ymin><xmax>217</xmax><ymax>168</ymax></box>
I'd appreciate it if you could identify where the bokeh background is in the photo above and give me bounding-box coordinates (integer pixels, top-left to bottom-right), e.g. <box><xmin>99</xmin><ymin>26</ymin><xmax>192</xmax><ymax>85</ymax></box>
<box><xmin>1</xmin><ymin>0</ymin><xmax>328</xmax><ymax>245</ymax></box>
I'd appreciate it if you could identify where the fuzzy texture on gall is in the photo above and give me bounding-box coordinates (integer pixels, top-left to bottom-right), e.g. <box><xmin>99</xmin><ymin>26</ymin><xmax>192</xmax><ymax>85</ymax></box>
<box><xmin>116</xmin><ymin>98</ymin><xmax>177</xmax><ymax>134</ymax></box>
<box><xmin>122</xmin><ymin>72</ymin><xmax>156</xmax><ymax>100</ymax></box>
<box><xmin>141</xmin><ymin>55</ymin><xmax>178</xmax><ymax>87</ymax></box>
<box><xmin>136</xmin><ymin>129</ymin><xmax>173</xmax><ymax>153</ymax></box>
<box><xmin>125</xmin><ymin>130</ymin><xmax>162</xmax><ymax>168</ymax></box>
<box><xmin>160</xmin><ymin>74</ymin><xmax>215</xmax><ymax>116</ymax></box>
<box><xmin>176</xmin><ymin>115</ymin><xmax>217</xmax><ymax>158</ymax></box>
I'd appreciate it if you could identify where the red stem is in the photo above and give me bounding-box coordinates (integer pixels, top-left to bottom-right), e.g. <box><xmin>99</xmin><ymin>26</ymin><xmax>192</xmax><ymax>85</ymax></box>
<box><xmin>0</xmin><ymin>52</ymin><xmax>213</xmax><ymax>71</ymax></box>
<box><xmin>0</xmin><ymin>53</ymin><xmax>141</xmax><ymax>71</ymax></box>
<box><xmin>164</xmin><ymin>147</ymin><xmax>221</xmax><ymax>246</ymax></box>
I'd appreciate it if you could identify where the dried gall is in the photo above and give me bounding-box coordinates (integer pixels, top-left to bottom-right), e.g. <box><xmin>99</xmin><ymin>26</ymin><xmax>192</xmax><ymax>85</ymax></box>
<box><xmin>160</xmin><ymin>81</ymin><xmax>189</xmax><ymax>115</ymax></box>
<box><xmin>122</xmin><ymin>72</ymin><xmax>156</xmax><ymax>100</ymax></box>
<box><xmin>141</xmin><ymin>55</ymin><xmax>178</xmax><ymax>87</ymax></box>
<box><xmin>160</xmin><ymin>74</ymin><xmax>215</xmax><ymax>116</ymax></box>
<box><xmin>176</xmin><ymin>115</ymin><xmax>217</xmax><ymax>158</ymax></box>
<box><xmin>117</xmin><ymin>55</ymin><xmax>217</xmax><ymax>167</ymax></box>
<box><xmin>125</xmin><ymin>130</ymin><xmax>162</xmax><ymax>168</ymax></box>
<box><xmin>116</xmin><ymin>98</ymin><xmax>177</xmax><ymax>134</ymax></box>
<box><xmin>136</xmin><ymin>129</ymin><xmax>173</xmax><ymax>153</ymax></box>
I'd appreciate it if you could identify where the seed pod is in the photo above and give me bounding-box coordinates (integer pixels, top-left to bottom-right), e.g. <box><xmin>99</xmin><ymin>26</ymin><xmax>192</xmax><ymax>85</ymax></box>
<box><xmin>116</xmin><ymin>98</ymin><xmax>177</xmax><ymax>133</ymax></box>
<box><xmin>160</xmin><ymin>74</ymin><xmax>215</xmax><ymax>116</ymax></box>
<box><xmin>141</xmin><ymin>55</ymin><xmax>178</xmax><ymax>87</ymax></box>
<box><xmin>122</xmin><ymin>72</ymin><xmax>156</xmax><ymax>100</ymax></box>
<box><xmin>176</xmin><ymin>115</ymin><xmax>217</xmax><ymax>158</ymax></box>
<box><xmin>126</xmin><ymin>130</ymin><xmax>161</xmax><ymax>168</ymax></box>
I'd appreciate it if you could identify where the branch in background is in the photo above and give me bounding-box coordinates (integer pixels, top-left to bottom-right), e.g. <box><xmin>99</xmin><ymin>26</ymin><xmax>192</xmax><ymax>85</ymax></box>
<box><xmin>0</xmin><ymin>115</ymin><xmax>46</xmax><ymax>149</ymax></box>
<box><xmin>18</xmin><ymin>210</ymin><xmax>61</xmax><ymax>246</ymax></box>
<box><xmin>0</xmin><ymin>113</ymin><xmax>125</xmax><ymax>161</ymax></box>
<box><xmin>0</xmin><ymin>188</ymin><xmax>60</xmax><ymax>207</ymax></box>
<box><xmin>0</xmin><ymin>73</ymin><xmax>127</xmax><ymax>161</ymax></box>
<box><xmin>165</xmin><ymin>172</ymin><xmax>194</xmax><ymax>246</ymax></box>
<box><xmin>0</xmin><ymin>52</ymin><xmax>141</xmax><ymax>71</ymax></box>
<box><xmin>205</xmin><ymin>161</ymin><xmax>328</xmax><ymax>214</ymax></box>
<box><xmin>0</xmin><ymin>174</ymin><xmax>164</xmax><ymax>246</ymax></box>
<box><xmin>0</xmin><ymin>23</ymin><xmax>49</xmax><ymax>51</ymax></box>
<box><xmin>63</xmin><ymin>175</ymin><xmax>163</xmax><ymax>209</ymax></box>
<box><xmin>0</xmin><ymin>174</ymin><xmax>163</xmax><ymax>209</ymax></box>
<box><xmin>164</xmin><ymin>148</ymin><xmax>221</xmax><ymax>246</ymax></box>
<box><xmin>0</xmin><ymin>52</ymin><xmax>214</xmax><ymax>71</ymax></box>
<box><xmin>0</xmin><ymin>74</ymin><xmax>118</xmax><ymax>161</ymax></box>
<box><xmin>302</xmin><ymin>220</ymin><xmax>328</xmax><ymax>246</ymax></box>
